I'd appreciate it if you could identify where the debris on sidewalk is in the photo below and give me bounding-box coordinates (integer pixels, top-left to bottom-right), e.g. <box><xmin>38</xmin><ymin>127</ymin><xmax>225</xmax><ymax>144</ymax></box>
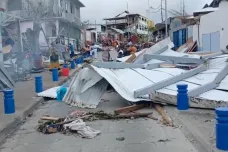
<box><xmin>154</xmin><ymin>104</ymin><xmax>173</xmax><ymax>127</ymax></box>
<box><xmin>116</xmin><ymin>137</ymin><xmax>125</xmax><ymax>141</ymax></box>
<box><xmin>36</xmin><ymin>110</ymin><xmax>152</xmax><ymax>138</ymax></box>
<box><xmin>63</xmin><ymin>119</ymin><xmax>101</xmax><ymax>139</ymax></box>
<box><xmin>114</xmin><ymin>104</ymin><xmax>147</xmax><ymax>114</ymax></box>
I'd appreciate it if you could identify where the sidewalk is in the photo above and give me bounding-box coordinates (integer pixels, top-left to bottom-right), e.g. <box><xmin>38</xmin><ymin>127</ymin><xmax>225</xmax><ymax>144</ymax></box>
<box><xmin>166</xmin><ymin>107</ymin><xmax>223</xmax><ymax>152</ymax></box>
<box><xmin>0</xmin><ymin>68</ymin><xmax>78</xmax><ymax>144</ymax></box>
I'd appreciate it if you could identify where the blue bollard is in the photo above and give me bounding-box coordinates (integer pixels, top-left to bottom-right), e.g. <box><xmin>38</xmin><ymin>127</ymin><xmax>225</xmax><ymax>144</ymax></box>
<box><xmin>35</xmin><ymin>76</ymin><xmax>43</xmax><ymax>93</ymax></box>
<box><xmin>216</xmin><ymin>107</ymin><xmax>228</xmax><ymax>150</ymax></box>
<box><xmin>71</xmin><ymin>61</ymin><xmax>75</xmax><ymax>69</ymax></box>
<box><xmin>52</xmin><ymin>68</ymin><xmax>59</xmax><ymax>82</ymax></box>
<box><xmin>63</xmin><ymin>64</ymin><xmax>68</xmax><ymax>68</ymax></box>
<box><xmin>177</xmin><ymin>84</ymin><xmax>189</xmax><ymax>110</ymax></box>
<box><xmin>70</xmin><ymin>61</ymin><xmax>75</xmax><ymax>69</ymax></box>
<box><xmin>4</xmin><ymin>89</ymin><xmax>15</xmax><ymax>114</ymax></box>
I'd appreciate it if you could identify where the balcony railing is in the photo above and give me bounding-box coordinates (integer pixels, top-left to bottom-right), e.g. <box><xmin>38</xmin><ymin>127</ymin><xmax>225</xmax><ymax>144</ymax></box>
<box><xmin>8</xmin><ymin>6</ymin><xmax>82</xmax><ymax>27</ymax></box>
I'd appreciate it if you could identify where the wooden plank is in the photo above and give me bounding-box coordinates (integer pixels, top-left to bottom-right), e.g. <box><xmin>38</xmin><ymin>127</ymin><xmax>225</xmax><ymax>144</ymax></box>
<box><xmin>154</xmin><ymin>104</ymin><xmax>173</xmax><ymax>126</ymax></box>
<box><xmin>125</xmin><ymin>53</ymin><xmax>136</xmax><ymax>63</ymax></box>
<box><xmin>114</xmin><ymin>104</ymin><xmax>146</xmax><ymax>114</ymax></box>
<box><xmin>41</xmin><ymin>116</ymin><xmax>60</xmax><ymax>121</ymax></box>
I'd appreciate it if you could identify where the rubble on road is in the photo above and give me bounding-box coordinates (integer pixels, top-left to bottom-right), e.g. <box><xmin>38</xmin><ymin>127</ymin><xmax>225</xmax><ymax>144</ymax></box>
<box><xmin>36</xmin><ymin>109</ymin><xmax>153</xmax><ymax>138</ymax></box>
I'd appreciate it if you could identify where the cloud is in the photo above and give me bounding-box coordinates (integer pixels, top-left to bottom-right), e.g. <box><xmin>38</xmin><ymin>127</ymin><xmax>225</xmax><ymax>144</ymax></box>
<box><xmin>80</xmin><ymin>0</ymin><xmax>213</xmax><ymax>24</ymax></box>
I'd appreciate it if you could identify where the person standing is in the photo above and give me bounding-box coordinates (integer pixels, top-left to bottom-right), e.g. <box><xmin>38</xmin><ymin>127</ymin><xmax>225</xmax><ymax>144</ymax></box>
<box><xmin>90</xmin><ymin>43</ymin><xmax>98</xmax><ymax>59</ymax></box>
<box><xmin>69</xmin><ymin>43</ymin><xmax>74</xmax><ymax>58</ymax></box>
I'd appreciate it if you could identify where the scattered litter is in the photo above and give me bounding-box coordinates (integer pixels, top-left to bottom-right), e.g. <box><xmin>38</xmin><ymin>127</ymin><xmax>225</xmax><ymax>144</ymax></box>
<box><xmin>158</xmin><ymin>139</ymin><xmax>171</xmax><ymax>142</ymax></box>
<box><xmin>37</xmin><ymin>110</ymin><xmax>152</xmax><ymax>138</ymax></box>
<box><xmin>63</xmin><ymin>119</ymin><xmax>101</xmax><ymax>139</ymax></box>
<box><xmin>116</xmin><ymin>137</ymin><xmax>125</xmax><ymax>141</ymax></box>
<box><xmin>204</xmin><ymin>119</ymin><xmax>214</xmax><ymax>122</ymax></box>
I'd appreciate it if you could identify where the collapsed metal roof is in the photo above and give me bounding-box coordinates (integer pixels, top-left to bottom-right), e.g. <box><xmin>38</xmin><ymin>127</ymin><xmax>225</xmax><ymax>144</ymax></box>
<box><xmin>64</xmin><ymin>38</ymin><xmax>228</xmax><ymax>109</ymax></box>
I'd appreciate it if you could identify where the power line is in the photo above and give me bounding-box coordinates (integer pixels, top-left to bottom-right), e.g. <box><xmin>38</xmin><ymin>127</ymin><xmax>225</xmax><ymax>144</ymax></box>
<box><xmin>147</xmin><ymin>8</ymin><xmax>161</xmax><ymax>13</ymax></box>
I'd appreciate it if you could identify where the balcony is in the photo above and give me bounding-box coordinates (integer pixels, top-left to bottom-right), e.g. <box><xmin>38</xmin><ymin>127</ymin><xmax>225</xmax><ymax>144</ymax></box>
<box><xmin>106</xmin><ymin>19</ymin><xmax>127</xmax><ymax>25</ymax></box>
<box><xmin>8</xmin><ymin>6</ymin><xmax>82</xmax><ymax>28</ymax></box>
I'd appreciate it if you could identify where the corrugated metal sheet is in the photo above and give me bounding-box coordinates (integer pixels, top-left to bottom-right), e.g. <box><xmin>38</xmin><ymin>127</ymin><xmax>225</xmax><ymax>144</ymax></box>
<box><xmin>66</xmin><ymin>38</ymin><xmax>228</xmax><ymax>109</ymax></box>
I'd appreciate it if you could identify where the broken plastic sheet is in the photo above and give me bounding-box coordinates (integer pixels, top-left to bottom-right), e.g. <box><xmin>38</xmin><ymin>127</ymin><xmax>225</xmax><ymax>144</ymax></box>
<box><xmin>37</xmin><ymin>87</ymin><xmax>61</xmax><ymax>99</ymax></box>
<box><xmin>63</xmin><ymin>119</ymin><xmax>101</xmax><ymax>139</ymax></box>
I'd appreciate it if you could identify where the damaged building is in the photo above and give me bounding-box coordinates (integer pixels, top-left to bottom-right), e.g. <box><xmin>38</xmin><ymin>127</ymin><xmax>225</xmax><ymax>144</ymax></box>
<box><xmin>7</xmin><ymin>0</ymin><xmax>85</xmax><ymax>48</ymax></box>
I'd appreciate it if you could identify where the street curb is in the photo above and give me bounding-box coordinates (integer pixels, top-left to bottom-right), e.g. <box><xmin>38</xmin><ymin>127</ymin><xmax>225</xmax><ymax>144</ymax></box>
<box><xmin>167</xmin><ymin>109</ymin><xmax>212</xmax><ymax>152</ymax></box>
<box><xmin>0</xmin><ymin>97</ymin><xmax>44</xmax><ymax>146</ymax></box>
<box><xmin>0</xmin><ymin>69</ymin><xmax>78</xmax><ymax>146</ymax></box>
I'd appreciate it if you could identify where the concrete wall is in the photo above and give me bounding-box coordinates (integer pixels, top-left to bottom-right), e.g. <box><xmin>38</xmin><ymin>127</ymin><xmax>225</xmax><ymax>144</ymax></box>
<box><xmin>199</xmin><ymin>1</ymin><xmax>228</xmax><ymax>50</ymax></box>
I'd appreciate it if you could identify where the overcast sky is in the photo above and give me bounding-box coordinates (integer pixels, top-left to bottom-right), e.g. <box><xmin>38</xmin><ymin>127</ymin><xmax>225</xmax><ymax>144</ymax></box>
<box><xmin>80</xmin><ymin>0</ymin><xmax>213</xmax><ymax>24</ymax></box>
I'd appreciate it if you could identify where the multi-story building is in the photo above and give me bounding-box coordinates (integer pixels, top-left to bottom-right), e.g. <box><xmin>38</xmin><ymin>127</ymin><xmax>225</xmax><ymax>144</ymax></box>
<box><xmin>7</xmin><ymin>0</ymin><xmax>85</xmax><ymax>47</ymax></box>
<box><xmin>104</xmin><ymin>13</ymin><xmax>149</xmax><ymax>38</ymax></box>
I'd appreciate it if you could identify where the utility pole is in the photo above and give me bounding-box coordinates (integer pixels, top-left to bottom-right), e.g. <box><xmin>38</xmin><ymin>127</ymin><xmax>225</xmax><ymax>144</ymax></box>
<box><xmin>165</xmin><ymin>0</ymin><xmax>168</xmax><ymax>37</ymax></box>
<box><xmin>0</xmin><ymin>0</ymin><xmax>7</xmax><ymax>64</ymax></box>
<box><xmin>127</xmin><ymin>0</ymin><xmax>129</xmax><ymax>39</ymax></box>
<box><xmin>161</xmin><ymin>0</ymin><xmax>163</xmax><ymax>22</ymax></box>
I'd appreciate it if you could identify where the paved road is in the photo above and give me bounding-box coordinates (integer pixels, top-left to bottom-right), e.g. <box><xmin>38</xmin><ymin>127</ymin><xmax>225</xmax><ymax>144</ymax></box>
<box><xmin>0</xmin><ymin>92</ymin><xmax>198</xmax><ymax>152</ymax></box>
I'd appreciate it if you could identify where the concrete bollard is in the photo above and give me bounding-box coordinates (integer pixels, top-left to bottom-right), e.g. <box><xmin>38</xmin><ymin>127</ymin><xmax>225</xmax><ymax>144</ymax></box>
<box><xmin>4</xmin><ymin>89</ymin><xmax>15</xmax><ymax>114</ymax></box>
<box><xmin>52</xmin><ymin>68</ymin><xmax>59</xmax><ymax>82</ymax></box>
<box><xmin>70</xmin><ymin>60</ymin><xmax>75</xmax><ymax>69</ymax></box>
<box><xmin>177</xmin><ymin>84</ymin><xmax>189</xmax><ymax>110</ymax></box>
<box><xmin>216</xmin><ymin>107</ymin><xmax>228</xmax><ymax>150</ymax></box>
<box><xmin>35</xmin><ymin>76</ymin><xmax>43</xmax><ymax>93</ymax></box>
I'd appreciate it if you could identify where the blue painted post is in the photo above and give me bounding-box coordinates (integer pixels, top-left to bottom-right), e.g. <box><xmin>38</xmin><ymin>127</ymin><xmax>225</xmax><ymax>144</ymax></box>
<box><xmin>71</xmin><ymin>60</ymin><xmax>75</xmax><ymax>69</ymax></box>
<box><xmin>52</xmin><ymin>68</ymin><xmax>59</xmax><ymax>82</ymax></box>
<box><xmin>63</xmin><ymin>64</ymin><xmax>68</xmax><ymax>68</ymax></box>
<box><xmin>35</xmin><ymin>76</ymin><xmax>43</xmax><ymax>93</ymax></box>
<box><xmin>216</xmin><ymin>107</ymin><xmax>228</xmax><ymax>151</ymax></box>
<box><xmin>4</xmin><ymin>89</ymin><xmax>15</xmax><ymax>114</ymax></box>
<box><xmin>177</xmin><ymin>84</ymin><xmax>189</xmax><ymax>110</ymax></box>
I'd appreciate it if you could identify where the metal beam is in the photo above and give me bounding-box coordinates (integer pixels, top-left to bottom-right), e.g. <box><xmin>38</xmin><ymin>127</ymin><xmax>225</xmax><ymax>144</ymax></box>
<box><xmin>145</xmin><ymin>62</ymin><xmax>162</xmax><ymax>70</ymax></box>
<box><xmin>188</xmin><ymin>64</ymin><xmax>228</xmax><ymax>97</ymax></box>
<box><xmin>144</xmin><ymin>54</ymin><xmax>205</xmax><ymax>64</ymax></box>
<box><xmin>92</xmin><ymin>62</ymin><xmax>145</xmax><ymax>69</ymax></box>
<box><xmin>134</xmin><ymin>64</ymin><xmax>207</xmax><ymax>98</ymax></box>
<box><xmin>153</xmin><ymin>45</ymin><xmax>169</xmax><ymax>55</ymax></box>
<box><xmin>200</xmin><ymin>52</ymin><xmax>223</xmax><ymax>60</ymax></box>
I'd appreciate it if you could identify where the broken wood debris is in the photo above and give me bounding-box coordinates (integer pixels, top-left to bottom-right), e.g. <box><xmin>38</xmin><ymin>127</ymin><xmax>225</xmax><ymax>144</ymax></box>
<box><xmin>37</xmin><ymin>110</ymin><xmax>153</xmax><ymax>135</ymax></box>
<box><xmin>114</xmin><ymin>104</ymin><xmax>146</xmax><ymax>114</ymax></box>
<box><xmin>154</xmin><ymin>104</ymin><xmax>173</xmax><ymax>126</ymax></box>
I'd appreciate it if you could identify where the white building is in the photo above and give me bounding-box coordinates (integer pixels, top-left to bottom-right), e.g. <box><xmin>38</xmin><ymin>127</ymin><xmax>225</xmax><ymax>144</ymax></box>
<box><xmin>193</xmin><ymin>0</ymin><xmax>228</xmax><ymax>52</ymax></box>
<box><xmin>7</xmin><ymin>0</ymin><xmax>85</xmax><ymax>48</ymax></box>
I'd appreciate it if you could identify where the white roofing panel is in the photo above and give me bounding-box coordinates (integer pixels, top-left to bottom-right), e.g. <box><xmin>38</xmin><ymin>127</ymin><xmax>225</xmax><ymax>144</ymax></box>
<box><xmin>217</xmin><ymin>75</ymin><xmax>228</xmax><ymax>90</ymax></box>
<box><xmin>110</xmin><ymin>69</ymin><xmax>153</xmax><ymax>92</ymax></box>
<box><xmin>133</xmin><ymin>68</ymin><xmax>184</xmax><ymax>83</ymax></box>
<box><xmin>165</xmin><ymin>81</ymin><xmax>200</xmax><ymax>92</ymax></box>
<box><xmin>184</xmin><ymin>72</ymin><xmax>218</xmax><ymax>85</ymax></box>
<box><xmin>199</xmin><ymin>90</ymin><xmax>228</xmax><ymax>101</ymax></box>
<box><xmin>194</xmin><ymin>7</ymin><xmax>218</xmax><ymax>13</ymax></box>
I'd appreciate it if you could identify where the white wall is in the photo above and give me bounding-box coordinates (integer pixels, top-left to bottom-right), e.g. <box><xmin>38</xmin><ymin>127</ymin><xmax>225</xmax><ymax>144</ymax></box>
<box><xmin>20</xmin><ymin>21</ymin><xmax>48</xmax><ymax>48</ymax></box>
<box><xmin>86</xmin><ymin>31</ymin><xmax>91</xmax><ymax>41</ymax></box>
<box><xmin>199</xmin><ymin>1</ymin><xmax>228</xmax><ymax>50</ymax></box>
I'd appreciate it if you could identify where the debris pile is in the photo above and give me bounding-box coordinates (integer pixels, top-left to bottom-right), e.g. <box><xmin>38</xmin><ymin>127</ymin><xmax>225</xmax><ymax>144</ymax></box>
<box><xmin>36</xmin><ymin>108</ymin><xmax>153</xmax><ymax>138</ymax></box>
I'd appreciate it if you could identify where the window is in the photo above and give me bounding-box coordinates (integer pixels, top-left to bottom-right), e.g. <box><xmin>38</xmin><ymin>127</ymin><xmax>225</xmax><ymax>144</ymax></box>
<box><xmin>70</xmin><ymin>3</ymin><xmax>74</xmax><ymax>14</ymax></box>
<box><xmin>65</xmin><ymin>2</ymin><xmax>68</xmax><ymax>13</ymax></box>
<box><xmin>8</xmin><ymin>0</ymin><xmax>22</xmax><ymax>11</ymax></box>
